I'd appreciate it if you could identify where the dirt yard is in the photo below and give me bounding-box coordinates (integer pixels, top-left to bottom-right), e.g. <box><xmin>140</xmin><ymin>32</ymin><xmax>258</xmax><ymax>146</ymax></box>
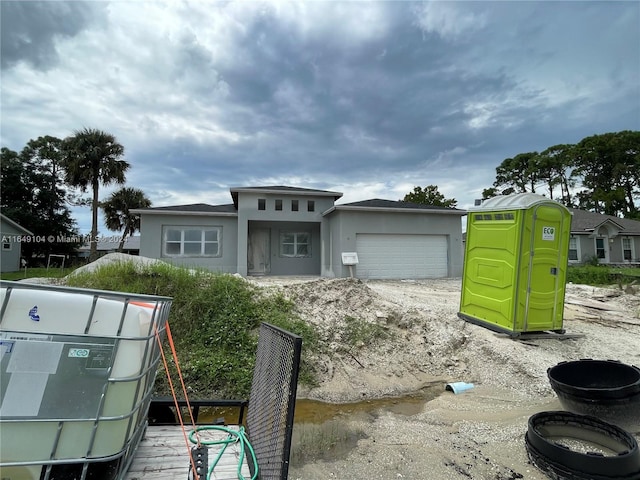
<box><xmin>250</xmin><ymin>276</ymin><xmax>640</xmax><ymax>480</ymax></box>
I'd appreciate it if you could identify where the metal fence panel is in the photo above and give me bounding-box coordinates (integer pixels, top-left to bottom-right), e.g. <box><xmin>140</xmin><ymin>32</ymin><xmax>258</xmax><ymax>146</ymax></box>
<box><xmin>246</xmin><ymin>323</ymin><xmax>302</xmax><ymax>480</ymax></box>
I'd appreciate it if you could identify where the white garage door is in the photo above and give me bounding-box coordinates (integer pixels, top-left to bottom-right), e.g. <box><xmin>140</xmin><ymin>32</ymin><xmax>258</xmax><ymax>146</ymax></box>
<box><xmin>355</xmin><ymin>234</ymin><xmax>448</xmax><ymax>279</ymax></box>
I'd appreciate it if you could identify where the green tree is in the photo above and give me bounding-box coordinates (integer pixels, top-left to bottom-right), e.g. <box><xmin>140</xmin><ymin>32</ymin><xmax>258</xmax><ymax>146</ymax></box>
<box><xmin>481</xmin><ymin>187</ymin><xmax>499</xmax><ymax>200</ymax></box>
<box><xmin>1</xmin><ymin>141</ymin><xmax>79</xmax><ymax>260</ymax></box>
<box><xmin>0</xmin><ymin>148</ymin><xmax>31</xmax><ymax>224</ymax></box>
<box><xmin>537</xmin><ymin>144</ymin><xmax>577</xmax><ymax>207</ymax></box>
<box><xmin>62</xmin><ymin>128</ymin><xmax>129</xmax><ymax>261</ymax></box>
<box><xmin>101</xmin><ymin>187</ymin><xmax>151</xmax><ymax>251</ymax></box>
<box><xmin>574</xmin><ymin>131</ymin><xmax>640</xmax><ymax>217</ymax></box>
<box><xmin>493</xmin><ymin>152</ymin><xmax>540</xmax><ymax>195</ymax></box>
<box><xmin>402</xmin><ymin>185</ymin><xmax>457</xmax><ymax>208</ymax></box>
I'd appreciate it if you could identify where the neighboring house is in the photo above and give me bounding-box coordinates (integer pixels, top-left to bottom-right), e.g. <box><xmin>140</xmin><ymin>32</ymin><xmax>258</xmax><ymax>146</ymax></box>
<box><xmin>0</xmin><ymin>214</ymin><xmax>34</xmax><ymax>272</ymax></box>
<box><xmin>132</xmin><ymin>186</ymin><xmax>467</xmax><ymax>279</ymax></box>
<box><xmin>77</xmin><ymin>235</ymin><xmax>141</xmax><ymax>259</ymax></box>
<box><xmin>568</xmin><ymin>208</ymin><xmax>640</xmax><ymax>264</ymax></box>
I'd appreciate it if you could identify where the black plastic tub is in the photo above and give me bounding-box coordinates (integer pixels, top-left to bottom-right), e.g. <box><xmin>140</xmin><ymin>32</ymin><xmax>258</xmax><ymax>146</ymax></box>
<box><xmin>525</xmin><ymin>411</ymin><xmax>640</xmax><ymax>480</ymax></box>
<box><xmin>547</xmin><ymin>359</ymin><xmax>640</xmax><ymax>433</ymax></box>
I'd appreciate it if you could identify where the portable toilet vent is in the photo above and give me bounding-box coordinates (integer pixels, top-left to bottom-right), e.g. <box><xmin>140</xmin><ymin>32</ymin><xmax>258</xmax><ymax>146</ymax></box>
<box><xmin>458</xmin><ymin>193</ymin><xmax>572</xmax><ymax>336</ymax></box>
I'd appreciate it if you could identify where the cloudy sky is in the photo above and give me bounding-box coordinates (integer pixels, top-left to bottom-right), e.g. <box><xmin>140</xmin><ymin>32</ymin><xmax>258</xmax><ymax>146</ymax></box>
<box><xmin>2</xmin><ymin>1</ymin><xmax>639</xmax><ymax>234</ymax></box>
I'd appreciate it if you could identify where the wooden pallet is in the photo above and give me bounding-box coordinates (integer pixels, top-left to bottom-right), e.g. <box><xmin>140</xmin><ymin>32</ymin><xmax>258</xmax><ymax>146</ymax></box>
<box><xmin>125</xmin><ymin>425</ymin><xmax>251</xmax><ymax>480</ymax></box>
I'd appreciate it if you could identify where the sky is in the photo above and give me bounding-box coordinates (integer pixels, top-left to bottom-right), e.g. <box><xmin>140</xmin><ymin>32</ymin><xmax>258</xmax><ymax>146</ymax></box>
<box><xmin>1</xmin><ymin>1</ymin><xmax>639</xmax><ymax>235</ymax></box>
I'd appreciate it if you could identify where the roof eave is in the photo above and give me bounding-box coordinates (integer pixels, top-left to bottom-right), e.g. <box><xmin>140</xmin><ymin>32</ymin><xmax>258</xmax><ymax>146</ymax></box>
<box><xmin>323</xmin><ymin>205</ymin><xmax>467</xmax><ymax>216</ymax></box>
<box><xmin>0</xmin><ymin>214</ymin><xmax>34</xmax><ymax>235</ymax></box>
<box><xmin>130</xmin><ymin>209</ymin><xmax>238</xmax><ymax>217</ymax></box>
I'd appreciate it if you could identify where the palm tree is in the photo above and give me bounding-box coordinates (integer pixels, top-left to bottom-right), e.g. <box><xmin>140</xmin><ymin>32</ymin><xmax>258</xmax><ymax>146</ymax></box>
<box><xmin>101</xmin><ymin>187</ymin><xmax>151</xmax><ymax>251</ymax></box>
<box><xmin>62</xmin><ymin>128</ymin><xmax>129</xmax><ymax>261</ymax></box>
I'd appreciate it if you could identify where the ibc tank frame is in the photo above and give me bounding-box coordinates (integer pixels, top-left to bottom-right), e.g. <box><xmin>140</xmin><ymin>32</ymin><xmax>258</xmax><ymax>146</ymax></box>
<box><xmin>0</xmin><ymin>280</ymin><xmax>172</xmax><ymax>480</ymax></box>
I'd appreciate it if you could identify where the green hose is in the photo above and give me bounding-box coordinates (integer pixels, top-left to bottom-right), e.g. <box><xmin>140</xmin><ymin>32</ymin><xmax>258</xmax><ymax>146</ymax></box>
<box><xmin>188</xmin><ymin>425</ymin><xmax>259</xmax><ymax>480</ymax></box>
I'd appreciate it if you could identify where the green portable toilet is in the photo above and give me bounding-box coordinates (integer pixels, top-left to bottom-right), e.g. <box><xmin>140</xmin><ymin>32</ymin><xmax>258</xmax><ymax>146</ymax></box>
<box><xmin>458</xmin><ymin>193</ymin><xmax>572</xmax><ymax>336</ymax></box>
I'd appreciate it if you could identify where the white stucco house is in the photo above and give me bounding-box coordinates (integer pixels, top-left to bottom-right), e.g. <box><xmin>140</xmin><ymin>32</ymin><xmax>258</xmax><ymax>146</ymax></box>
<box><xmin>132</xmin><ymin>186</ymin><xmax>467</xmax><ymax>279</ymax></box>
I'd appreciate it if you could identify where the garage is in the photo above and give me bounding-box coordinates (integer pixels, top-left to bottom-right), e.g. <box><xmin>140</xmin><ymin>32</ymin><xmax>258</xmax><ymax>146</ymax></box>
<box><xmin>355</xmin><ymin>234</ymin><xmax>448</xmax><ymax>279</ymax></box>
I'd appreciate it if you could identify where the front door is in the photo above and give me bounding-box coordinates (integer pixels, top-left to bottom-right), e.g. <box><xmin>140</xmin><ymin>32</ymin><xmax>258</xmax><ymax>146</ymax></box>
<box><xmin>524</xmin><ymin>204</ymin><xmax>567</xmax><ymax>332</ymax></box>
<box><xmin>248</xmin><ymin>229</ymin><xmax>270</xmax><ymax>275</ymax></box>
<box><xmin>595</xmin><ymin>236</ymin><xmax>609</xmax><ymax>263</ymax></box>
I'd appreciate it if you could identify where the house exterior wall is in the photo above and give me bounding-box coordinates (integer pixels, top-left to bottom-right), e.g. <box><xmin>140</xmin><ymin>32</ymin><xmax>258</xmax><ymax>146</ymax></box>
<box><xmin>1</xmin><ymin>219</ymin><xmax>25</xmax><ymax>272</ymax></box>
<box><xmin>235</xmin><ymin>191</ymin><xmax>334</xmax><ymax>276</ymax></box>
<box><xmin>248</xmin><ymin>220</ymin><xmax>321</xmax><ymax>275</ymax></box>
<box><xmin>138</xmin><ymin>214</ymin><xmax>239</xmax><ymax>272</ymax></box>
<box><xmin>574</xmin><ymin>234</ymin><xmax>640</xmax><ymax>264</ymax></box>
<box><xmin>326</xmin><ymin>209</ymin><xmax>464</xmax><ymax>278</ymax></box>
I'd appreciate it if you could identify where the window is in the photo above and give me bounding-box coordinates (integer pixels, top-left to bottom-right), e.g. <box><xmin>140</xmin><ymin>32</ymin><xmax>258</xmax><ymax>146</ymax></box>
<box><xmin>2</xmin><ymin>241</ymin><xmax>11</xmax><ymax>251</ymax></box>
<box><xmin>622</xmin><ymin>237</ymin><xmax>634</xmax><ymax>262</ymax></box>
<box><xmin>258</xmin><ymin>199</ymin><xmax>266</xmax><ymax>211</ymax></box>
<box><xmin>163</xmin><ymin>227</ymin><xmax>221</xmax><ymax>257</ymax></box>
<box><xmin>280</xmin><ymin>231</ymin><xmax>310</xmax><ymax>257</ymax></box>
<box><xmin>595</xmin><ymin>237</ymin><xmax>606</xmax><ymax>259</ymax></box>
<box><xmin>568</xmin><ymin>237</ymin><xmax>578</xmax><ymax>261</ymax></box>
<box><xmin>275</xmin><ymin>199</ymin><xmax>283</xmax><ymax>211</ymax></box>
<box><xmin>307</xmin><ymin>200</ymin><xmax>315</xmax><ymax>212</ymax></box>
<box><xmin>291</xmin><ymin>200</ymin><xmax>299</xmax><ymax>212</ymax></box>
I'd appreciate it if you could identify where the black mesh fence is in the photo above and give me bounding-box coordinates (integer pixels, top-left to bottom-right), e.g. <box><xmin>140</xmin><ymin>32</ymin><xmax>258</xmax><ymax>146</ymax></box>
<box><xmin>246</xmin><ymin>322</ymin><xmax>302</xmax><ymax>480</ymax></box>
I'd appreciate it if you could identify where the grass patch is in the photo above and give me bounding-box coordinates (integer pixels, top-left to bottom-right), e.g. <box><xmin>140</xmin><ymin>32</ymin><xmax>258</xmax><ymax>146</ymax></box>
<box><xmin>64</xmin><ymin>261</ymin><xmax>321</xmax><ymax>398</ymax></box>
<box><xmin>567</xmin><ymin>265</ymin><xmax>640</xmax><ymax>286</ymax></box>
<box><xmin>1</xmin><ymin>267</ymin><xmax>76</xmax><ymax>281</ymax></box>
<box><xmin>340</xmin><ymin>315</ymin><xmax>391</xmax><ymax>347</ymax></box>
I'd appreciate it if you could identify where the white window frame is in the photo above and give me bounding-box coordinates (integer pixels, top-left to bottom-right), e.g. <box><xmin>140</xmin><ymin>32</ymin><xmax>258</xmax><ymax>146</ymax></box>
<box><xmin>279</xmin><ymin>231</ymin><xmax>310</xmax><ymax>258</ymax></box>
<box><xmin>2</xmin><ymin>240</ymin><xmax>11</xmax><ymax>251</ymax></box>
<box><xmin>162</xmin><ymin>226</ymin><xmax>221</xmax><ymax>257</ymax></box>
<box><xmin>568</xmin><ymin>236</ymin><xmax>580</xmax><ymax>262</ymax></box>
<box><xmin>622</xmin><ymin>237</ymin><xmax>635</xmax><ymax>262</ymax></box>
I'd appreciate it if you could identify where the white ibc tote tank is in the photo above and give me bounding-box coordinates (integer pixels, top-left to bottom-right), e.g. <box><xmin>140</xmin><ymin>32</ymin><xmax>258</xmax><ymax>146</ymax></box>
<box><xmin>0</xmin><ymin>281</ymin><xmax>172</xmax><ymax>476</ymax></box>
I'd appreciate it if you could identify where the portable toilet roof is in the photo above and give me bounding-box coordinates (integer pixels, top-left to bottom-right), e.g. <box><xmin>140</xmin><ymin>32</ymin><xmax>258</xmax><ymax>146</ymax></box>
<box><xmin>459</xmin><ymin>193</ymin><xmax>572</xmax><ymax>336</ymax></box>
<box><xmin>470</xmin><ymin>193</ymin><xmax>559</xmax><ymax>212</ymax></box>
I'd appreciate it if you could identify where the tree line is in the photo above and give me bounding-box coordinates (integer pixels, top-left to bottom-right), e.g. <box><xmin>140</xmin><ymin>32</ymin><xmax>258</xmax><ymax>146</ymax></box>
<box><xmin>1</xmin><ymin>128</ymin><xmax>150</xmax><ymax>262</ymax></box>
<box><xmin>403</xmin><ymin>131</ymin><xmax>639</xmax><ymax>219</ymax></box>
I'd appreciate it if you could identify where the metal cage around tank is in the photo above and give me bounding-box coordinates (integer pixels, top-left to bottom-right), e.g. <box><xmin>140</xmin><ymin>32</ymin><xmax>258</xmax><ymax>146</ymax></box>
<box><xmin>0</xmin><ymin>280</ymin><xmax>172</xmax><ymax>480</ymax></box>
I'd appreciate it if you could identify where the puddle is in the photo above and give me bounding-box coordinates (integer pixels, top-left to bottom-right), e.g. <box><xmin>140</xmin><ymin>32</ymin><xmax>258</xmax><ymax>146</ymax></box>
<box><xmin>290</xmin><ymin>383</ymin><xmax>443</xmax><ymax>464</ymax></box>
<box><xmin>175</xmin><ymin>384</ymin><xmax>444</xmax><ymax>465</ymax></box>
<box><xmin>294</xmin><ymin>383</ymin><xmax>443</xmax><ymax>424</ymax></box>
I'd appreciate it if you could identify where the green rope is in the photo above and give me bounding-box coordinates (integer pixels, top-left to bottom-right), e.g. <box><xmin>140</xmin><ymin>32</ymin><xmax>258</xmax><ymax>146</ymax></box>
<box><xmin>188</xmin><ymin>425</ymin><xmax>259</xmax><ymax>480</ymax></box>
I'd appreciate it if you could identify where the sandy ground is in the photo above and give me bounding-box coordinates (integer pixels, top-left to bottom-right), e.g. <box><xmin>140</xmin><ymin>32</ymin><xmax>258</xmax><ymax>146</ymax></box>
<box><xmin>250</xmin><ymin>276</ymin><xmax>640</xmax><ymax>480</ymax></box>
<box><xmin>23</xmin><ymin>255</ymin><xmax>640</xmax><ymax>479</ymax></box>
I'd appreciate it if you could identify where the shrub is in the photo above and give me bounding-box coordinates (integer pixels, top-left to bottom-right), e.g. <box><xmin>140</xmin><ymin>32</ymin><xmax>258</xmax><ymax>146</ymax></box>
<box><xmin>65</xmin><ymin>261</ymin><xmax>320</xmax><ymax>398</ymax></box>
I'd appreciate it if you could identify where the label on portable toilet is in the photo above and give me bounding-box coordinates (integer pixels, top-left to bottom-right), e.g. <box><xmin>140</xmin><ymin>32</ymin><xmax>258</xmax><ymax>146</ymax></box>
<box><xmin>542</xmin><ymin>226</ymin><xmax>555</xmax><ymax>241</ymax></box>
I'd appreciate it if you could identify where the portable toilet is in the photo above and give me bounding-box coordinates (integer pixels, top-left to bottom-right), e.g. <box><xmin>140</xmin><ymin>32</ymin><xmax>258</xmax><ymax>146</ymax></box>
<box><xmin>458</xmin><ymin>193</ymin><xmax>572</xmax><ymax>336</ymax></box>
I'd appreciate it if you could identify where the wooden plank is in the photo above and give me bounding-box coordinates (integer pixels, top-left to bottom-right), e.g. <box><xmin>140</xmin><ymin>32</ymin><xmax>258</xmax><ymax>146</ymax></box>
<box><xmin>125</xmin><ymin>425</ymin><xmax>251</xmax><ymax>480</ymax></box>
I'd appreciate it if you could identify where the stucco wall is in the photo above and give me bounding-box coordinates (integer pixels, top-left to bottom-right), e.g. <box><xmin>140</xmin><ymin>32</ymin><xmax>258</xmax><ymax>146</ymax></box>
<box><xmin>1</xmin><ymin>220</ymin><xmax>25</xmax><ymax>272</ymax></box>
<box><xmin>235</xmin><ymin>191</ymin><xmax>334</xmax><ymax>276</ymax></box>
<box><xmin>138</xmin><ymin>214</ymin><xmax>239</xmax><ymax>272</ymax></box>
<box><xmin>248</xmin><ymin>220</ymin><xmax>321</xmax><ymax>275</ymax></box>
<box><xmin>326</xmin><ymin>209</ymin><xmax>465</xmax><ymax>278</ymax></box>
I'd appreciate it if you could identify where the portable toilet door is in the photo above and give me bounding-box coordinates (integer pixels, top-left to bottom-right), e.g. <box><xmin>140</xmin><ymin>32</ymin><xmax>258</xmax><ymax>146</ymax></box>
<box><xmin>459</xmin><ymin>193</ymin><xmax>572</xmax><ymax>336</ymax></box>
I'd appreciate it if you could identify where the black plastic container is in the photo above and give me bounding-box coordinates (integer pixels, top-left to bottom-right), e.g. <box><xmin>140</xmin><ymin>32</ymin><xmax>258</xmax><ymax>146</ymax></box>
<box><xmin>547</xmin><ymin>359</ymin><xmax>640</xmax><ymax>433</ymax></box>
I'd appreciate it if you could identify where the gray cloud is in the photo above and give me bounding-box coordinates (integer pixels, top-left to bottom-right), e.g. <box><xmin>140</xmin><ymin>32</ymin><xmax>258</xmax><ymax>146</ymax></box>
<box><xmin>1</xmin><ymin>1</ymin><xmax>104</xmax><ymax>70</ymax></box>
<box><xmin>1</xmin><ymin>1</ymin><xmax>638</xmax><ymax>231</ymax></box>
